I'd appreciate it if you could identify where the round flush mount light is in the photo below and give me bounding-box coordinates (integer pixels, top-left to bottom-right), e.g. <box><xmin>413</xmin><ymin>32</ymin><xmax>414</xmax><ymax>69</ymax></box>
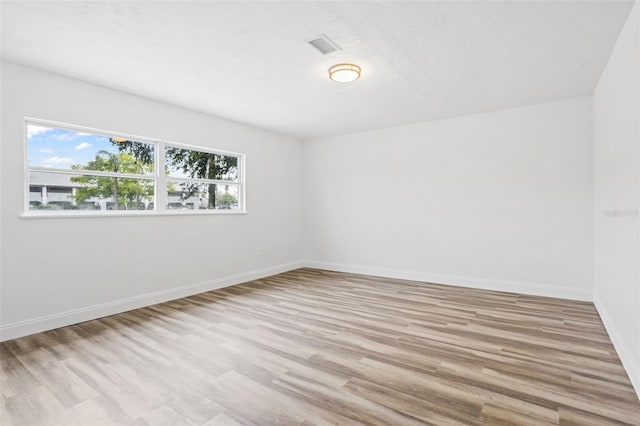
<box><xmin>328</xmin><ymin>63</ymin><xmax>361</xmax><ymax>83</ymax></box>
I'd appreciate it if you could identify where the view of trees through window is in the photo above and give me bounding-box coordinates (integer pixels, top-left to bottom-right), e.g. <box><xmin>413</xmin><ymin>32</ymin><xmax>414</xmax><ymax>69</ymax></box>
<box><xmin>70</xmin><ymin>144</ymin><xmax>155</xmax><ymax>211</ymax></box>
<box><xmin>165</xmin><ymin>145</ymin><xmax>239</xmax><ymax>210</ymax></box>
<box><xmin>27</xmin><ymin>122</ymin><xmax>242</xmax><ymax>213</ymax></box>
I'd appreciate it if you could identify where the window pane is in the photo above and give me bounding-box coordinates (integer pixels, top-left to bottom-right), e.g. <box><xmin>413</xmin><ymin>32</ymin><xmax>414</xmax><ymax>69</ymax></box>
<box><xmin>27</xmin><ymin>124</ymin><xmax>154</xmax><ymax>175</ymax></box>
<box><xmin>29</xmin><ymin>171</ymin><xmax>155</xmax><ymax>211</ymax></box>
<box><xmin>165</xmin><ymin>146</ymin><xmax>238</xmax><ymax>181</ymax></box>
<box><xmin>167</xmin><ymin>181</ymin><xmax>240</xmax><ymax>210</ymax></box>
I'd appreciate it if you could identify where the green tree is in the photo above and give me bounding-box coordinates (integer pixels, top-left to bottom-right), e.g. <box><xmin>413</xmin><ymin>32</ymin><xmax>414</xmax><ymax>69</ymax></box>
<box><xmin>112</xmin><ymin>137</ymin><xmax>154</xmax><ymax>164</ymax></box>
<box><xmin>109</xmin><ymin>138</ymin><xmax>154</xmax><ymax>209</ymax></box>
<box><xmin>216</xmin><ymin>192</ymin><xmax>238</xmax><ymax>209</ymax></box>
<box><xmin>164</xmin><ymin>148</ymin><xmax>237</xmax><ymax>208</ymax></box>
<box><xmin>101</xmin><ymin>139</ymin><xmax>238</xmax><ymax>209</ymax></box>
<box><xmin>70</xmin><ymin>150</ymin><xmax>153</xmax><ymax>210</ymax></box>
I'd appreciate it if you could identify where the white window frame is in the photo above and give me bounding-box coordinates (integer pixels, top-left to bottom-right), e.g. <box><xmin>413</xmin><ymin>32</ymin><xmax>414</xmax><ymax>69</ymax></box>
<box><xmin>23</xmin><ymin>118</ymin><xmax>246</xmax><ymax>218</ymax></box>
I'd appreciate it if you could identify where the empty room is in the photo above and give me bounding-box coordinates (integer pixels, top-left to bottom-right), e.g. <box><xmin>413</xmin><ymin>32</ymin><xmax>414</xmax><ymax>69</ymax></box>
<box><xmin>1</xmin><ymin>0</ymin><xmax>639</xmax><ymax>425</ymax></box>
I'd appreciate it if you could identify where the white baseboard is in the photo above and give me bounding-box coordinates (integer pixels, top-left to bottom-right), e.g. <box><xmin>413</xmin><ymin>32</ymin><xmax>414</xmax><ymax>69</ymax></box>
<box><xmin>303</xmin><ymin>260</ymin><xmax>593</xmax><ymax>301</ymax></box>
<box><xmin>2</xmin><ymin>259</ymin><xmax>636</xmax><ymax>400</ymax></box>
<box><xmin>0</xmin><ymin>260</ymin><xmax>305</xmax><ymax>342</ymax></box>
<box><xmin>593</xmin><ymin>293</ymin><xmax>640</xmax><ymax>400</ymax></box>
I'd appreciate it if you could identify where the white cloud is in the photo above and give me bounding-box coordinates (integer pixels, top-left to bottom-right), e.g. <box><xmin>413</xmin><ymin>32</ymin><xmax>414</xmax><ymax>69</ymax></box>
<box><xmin>40</xmin><ymin>148</ymin><xmax>54</xmax><ymax>154</ymax></box>
<box><xmin>27</xmin><ymin>125</ymin><xmax>53</xmax><ymax>138</ymax></box>
<box><xmin>52</xmin><ymin>133</ymin><xmax>77</xmax><ymax>141</ymax></box>
<box><xmin>41</xmin><ymin>156</ymin><xmax>73</xmax><ymax>166</ymax></box>
<box><xmin>75</xmin><ymin>142</ymin><xmax>91</xmax><ymax>150</ymax></box>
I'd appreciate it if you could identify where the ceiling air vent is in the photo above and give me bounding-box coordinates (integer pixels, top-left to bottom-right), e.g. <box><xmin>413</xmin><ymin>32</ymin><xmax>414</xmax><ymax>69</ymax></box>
<box><xmin>307</xmin><ymin>35</ymin><xmax>341</xmax><ymax>55</ymax></box>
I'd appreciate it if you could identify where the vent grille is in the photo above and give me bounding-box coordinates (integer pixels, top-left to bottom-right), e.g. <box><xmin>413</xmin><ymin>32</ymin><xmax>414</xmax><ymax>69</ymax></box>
<box><xmin>307</xmin><ymin>35</ymin><xmax>341</xmax><ymax>55</ymax></box>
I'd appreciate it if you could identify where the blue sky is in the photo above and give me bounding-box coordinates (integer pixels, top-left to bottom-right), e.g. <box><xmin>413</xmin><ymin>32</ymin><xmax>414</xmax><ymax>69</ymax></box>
<box><xmin>26</xmin><ymin>125</ymin><xmax>185</xmax><ymax>179</ymax></box>
<box><xmin>27</xmin><ymin>125</ymin><xmax>237</xmax><ymax>180</ymax></box>
<box><xmin>27</xmin><ymin>125</ymin><xmax>154</xmax><ymax>170</ymax></box>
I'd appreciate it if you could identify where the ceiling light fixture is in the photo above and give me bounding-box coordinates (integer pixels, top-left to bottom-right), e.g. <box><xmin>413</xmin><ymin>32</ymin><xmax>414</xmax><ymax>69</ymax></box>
<box><xmin>328</xmin><ymin>63</ymin><xmax>361</xmax><ymax>83</ymax></box>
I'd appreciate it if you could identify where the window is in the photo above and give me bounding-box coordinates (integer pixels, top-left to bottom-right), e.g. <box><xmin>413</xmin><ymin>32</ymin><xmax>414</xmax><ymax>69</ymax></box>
<box><xmin>25</xmin><ymin>119</ymin><xmax>244</xmax><ymax>216</ymax></box>
<box><xmin>165</xmin><ymin>145</ymin><xmax>241</xmax><ymax>211</ymax></box>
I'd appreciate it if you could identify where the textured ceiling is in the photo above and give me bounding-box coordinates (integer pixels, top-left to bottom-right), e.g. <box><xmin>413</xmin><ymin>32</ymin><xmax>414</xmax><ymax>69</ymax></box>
<box><xmin>0</xmin><ymin>1</ymin><xmax>634</xmax><ymax>140</ymax></box>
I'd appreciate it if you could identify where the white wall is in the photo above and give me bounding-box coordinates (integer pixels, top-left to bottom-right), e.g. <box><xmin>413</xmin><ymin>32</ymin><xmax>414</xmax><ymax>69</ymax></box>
<box><xmin>304</xmin><ymin>97</ymin><xmax>594</xmax><ymax>300</ymax></box>
<box><xmin>593</xmin><ymin>1</ymin><xmax>640</xmax><ymax>395</ymax></box>
<box><xmin>0</xmin><ymin>61</ymin><xmax>304</xmax><ymax>339</ymax></box>
<box><xmin>1</xmin><ymin>25</ymin><xmax>637</xmax><ymax>395</ymax></box>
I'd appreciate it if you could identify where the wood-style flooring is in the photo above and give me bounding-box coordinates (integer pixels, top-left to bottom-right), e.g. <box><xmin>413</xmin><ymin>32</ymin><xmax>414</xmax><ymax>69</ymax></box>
<box><xmin>1</xmin><ymin>268</ymin><xmax>639</xmax><ymax>425</ymax></box>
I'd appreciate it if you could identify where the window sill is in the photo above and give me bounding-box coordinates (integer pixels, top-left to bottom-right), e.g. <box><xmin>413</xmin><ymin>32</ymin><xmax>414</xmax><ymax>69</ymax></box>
<box><xmin>21</xmin><ymin>210</ymin><xmax>247</xmax><ymax>219</ymax></box>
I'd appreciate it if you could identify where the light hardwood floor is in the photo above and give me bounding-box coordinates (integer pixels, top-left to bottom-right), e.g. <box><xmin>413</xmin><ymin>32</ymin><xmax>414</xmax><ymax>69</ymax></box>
<box><xmin>1</xmin><ymin>268</ymin><xmax>639</xmax><ymax>425</ymax></box>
